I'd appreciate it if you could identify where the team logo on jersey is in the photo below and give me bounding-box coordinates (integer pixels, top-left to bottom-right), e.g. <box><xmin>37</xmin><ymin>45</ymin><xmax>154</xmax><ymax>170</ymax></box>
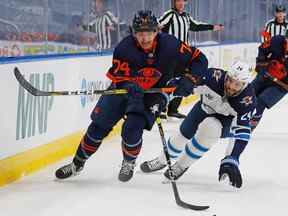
<box><xmin>213</xmin><ymin>69</ymin><xmax>222</xmax><ymax>82</ymax></box>
<box><xmin>240</xmin><ymin>96</ymin><xmax>253</xmax><ymax>106</ymax></box>
<box><xmin>136</xmin><ymin>67</ymin><xmax>162</xmax><ymax>89</ymax></box>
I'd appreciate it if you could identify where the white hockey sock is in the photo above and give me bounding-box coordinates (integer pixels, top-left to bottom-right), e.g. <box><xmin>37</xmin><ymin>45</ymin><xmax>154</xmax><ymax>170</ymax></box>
<box><xmin>158</xmin><ymin>132</ymin><xmax>189</xmax><ymax>164</ymax></box>
<box><xmin>176</xmin><ymin>117</ymin><xmax>222</xmax><ymax>168</ymax></box>
<box><xmin>177</xmin><ymin>137</ymin><xmax>210</xmax><ymax>168</ymax></box>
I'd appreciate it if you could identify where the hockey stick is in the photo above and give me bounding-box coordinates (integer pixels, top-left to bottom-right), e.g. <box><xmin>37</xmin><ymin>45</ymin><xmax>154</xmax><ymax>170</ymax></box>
<box><xmin>256</xmin><ymin>61</ymin><xmax>288</xmax><ymax>91</ymax></box>
<box><xmin>14</xmin><ymin>67</ymin><xmax>176</xmax><ymax>96</ymax></box>
<box><xmin>264</xmin><ymin>72</ymin><xmax>288</xmax><ymax>91</ymax></box>
<box><xmin>155</xmin><ymin>116</ymin><xmax>209</xmax><ymax>211</ymax></box>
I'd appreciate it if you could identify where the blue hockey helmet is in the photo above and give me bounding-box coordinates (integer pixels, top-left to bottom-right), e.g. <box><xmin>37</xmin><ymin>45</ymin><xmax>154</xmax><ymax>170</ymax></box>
<box><xmin>132</xmin><ymin>10</ymin><xmax>158</xmax><ymax>32</ymax></box>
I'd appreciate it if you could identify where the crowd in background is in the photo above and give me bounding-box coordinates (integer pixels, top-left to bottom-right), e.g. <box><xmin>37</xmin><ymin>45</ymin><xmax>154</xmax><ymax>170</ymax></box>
<box><xmin>0</xmin><ymin>0</ymin><xmax>286</xmax><ymax>56</ymax></box>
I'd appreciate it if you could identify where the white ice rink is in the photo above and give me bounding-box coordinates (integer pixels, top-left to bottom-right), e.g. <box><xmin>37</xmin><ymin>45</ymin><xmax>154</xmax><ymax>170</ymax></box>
<box><xmin>1</xmin><ymin>98</ymin><xmax>287</xmax><ymax>216</ymax></box>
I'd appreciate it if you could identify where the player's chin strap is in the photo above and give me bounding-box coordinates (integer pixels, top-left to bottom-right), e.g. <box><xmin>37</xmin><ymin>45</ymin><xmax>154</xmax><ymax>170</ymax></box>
<box><xmin>154</xmin><ymin>114</ymin><xmax>210</xmax><ymax>211</ymax></box>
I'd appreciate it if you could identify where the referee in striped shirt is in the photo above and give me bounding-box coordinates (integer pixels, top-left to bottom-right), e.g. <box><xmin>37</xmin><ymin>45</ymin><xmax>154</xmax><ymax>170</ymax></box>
<box><xmin>262</xmin><ymin>4</ymin><xmax>288</xmax><ymax>41</ymax></box>
<box><xmin>86</xmin><ymin>0</ymin><xmax>119</xmax><ymax>50</ymax></box>
<box><xmin>159</xmin><ymin>0</ymin><xmax>224</xmax><ymax>119</ymax></box>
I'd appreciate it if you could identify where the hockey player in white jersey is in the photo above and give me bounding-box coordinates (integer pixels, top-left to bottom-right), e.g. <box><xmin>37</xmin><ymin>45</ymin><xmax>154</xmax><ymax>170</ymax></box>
<box><xmin>140</xmin><ymin>60</ymin><xmax>257</xmax><ymax>188</ymax></box>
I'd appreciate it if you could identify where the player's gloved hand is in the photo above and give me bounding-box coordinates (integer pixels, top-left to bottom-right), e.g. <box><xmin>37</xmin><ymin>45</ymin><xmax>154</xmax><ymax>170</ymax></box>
<box><xmin>218</xmin><ymin>156</ymin><xmax>242</xmax><ymax>188</ymax></box>
<box><xmin>174</xmin><ymin>76</ymin><xmax>195</xmax><ymax>97</ymax></box>
<box><xmin>145</xmin><ymin>93</ymin><xmax>169</xmax><ymax>116</ymax></box>
<box><xmin>121</xmin><ymin>82</ymin><xmax>145</xmax><ymax>113</ymax></box>
<box><xmin>122</xmin><ymin>82</ymin><xmax>144</xmax><ymax>98</ymax></box>
<box><xmin>167</xmin><ymin>76</ymin><xmax>194</xmax><ymax>97</ymax></box>
<box><xmin>267</xmin><ymin>60</ymin><xmax>287</xmax><ymax>80</ymax></box>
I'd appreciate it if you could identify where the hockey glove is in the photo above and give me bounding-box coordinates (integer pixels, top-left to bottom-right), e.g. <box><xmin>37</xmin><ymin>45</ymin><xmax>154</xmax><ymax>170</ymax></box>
<box><xmin>125</xmin><ymin>82</ymin><xmax>144</xmax><ymax>97</ymax></box>
<box><xmin>218</xmin><ymin>156</ymin><xmax>242</xmax><ymax>188</ymax></box>
<box><xmin>145</xmin><ymin>93</ymin><xmax>169</xmax><ymax>116</ymax></box>
<box><xmin>121</xmin><ymin>82</ymin><xmax>145</xmax><ymax>114</ymax></box>
<box><xmin>267</xmin><ymin>60</ymin><xmax>287</xmax><ymax>80</ymax></box>
<box><xmin>167</xmin><ymin>76</ymin><xmax>195</xmax><ymax>97</ymax></box>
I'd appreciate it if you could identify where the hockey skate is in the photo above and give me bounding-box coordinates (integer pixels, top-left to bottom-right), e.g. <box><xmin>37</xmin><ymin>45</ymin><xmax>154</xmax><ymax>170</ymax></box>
<box><xmin>55</xmin><ymin>162</ymin><xmax>84</xmax><ymax>179</ymax></box>
<box><xmin>164</xmin><ymin>162</ymin><xmax>188</xmax><ymax>181</ymax></box>
<box><xmin>118</xmin><ymin>160</ymin><xmax>136</xmax><ymax>182</ymax></box>
<box><xmin>140</xmin><ymin>157</ymin><xmax>166</xmax><ymax>173</ymax></box>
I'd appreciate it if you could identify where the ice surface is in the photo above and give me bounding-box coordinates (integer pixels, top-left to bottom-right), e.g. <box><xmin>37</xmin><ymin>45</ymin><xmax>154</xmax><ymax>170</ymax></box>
<box><xmin>0</xmin><ymin>98</ymin><xmax>287</xmax><ymax>216</ymax></box>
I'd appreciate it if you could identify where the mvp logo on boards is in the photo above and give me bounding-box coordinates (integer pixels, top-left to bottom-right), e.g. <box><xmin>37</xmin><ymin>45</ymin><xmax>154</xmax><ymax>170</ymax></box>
<box><xmin>16</xmin><ymin>73</ymin><xmax>54</xmax><ymax>140</ymax></box>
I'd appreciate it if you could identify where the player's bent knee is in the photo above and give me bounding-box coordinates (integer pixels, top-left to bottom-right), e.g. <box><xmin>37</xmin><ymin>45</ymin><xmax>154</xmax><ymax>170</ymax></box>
<box><xmin>194</xmin><ymin>117</ymin><xmax>222</xmax><ymax>149</ymax></box>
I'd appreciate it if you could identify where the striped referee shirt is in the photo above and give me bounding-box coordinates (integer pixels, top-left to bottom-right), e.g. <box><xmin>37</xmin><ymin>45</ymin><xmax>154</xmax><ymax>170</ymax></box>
<box><xmin>263</xmin><ymin>18</ymin><xmax>288</xmax><ymax>41</ymax></box>
<box><xmin>88</xmin><ymin>10</ymin><xmax>118</xmax><ymax>50</ymax></box>
<box><xmin>158</xmin><ymin>9</ymin><xmax>214</xmax><ymax>44</ymax></box>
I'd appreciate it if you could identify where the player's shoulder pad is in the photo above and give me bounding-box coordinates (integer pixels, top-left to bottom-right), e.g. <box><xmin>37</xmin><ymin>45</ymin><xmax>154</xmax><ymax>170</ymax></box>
<box><xmin>157</xmin><ymin>32</ymin><xmax>180</xmax><ymax>46</ymax></box>
<box><xmin>157</xmin><ymin>32</ymin><xmax>180</xmax><ymax>50</ymax></box>
<box><xmin>113</xmin><ymin>35</ymin><xmax>135</xmax><ymax>56</ymax></box>
<box><xmin>232</xmin><ymin>84</ymin><xmax>257</xmax><ymax>113</ymax></box>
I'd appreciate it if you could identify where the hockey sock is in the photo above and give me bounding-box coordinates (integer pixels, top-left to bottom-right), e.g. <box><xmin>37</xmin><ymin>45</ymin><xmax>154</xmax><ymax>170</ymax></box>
<box><xmin>177</xmin><ymin>137</ymin><xmax>209</xmax><ymax>168</ymax></box>
<box><xmin>74</xmin><ymin>122</ymin><xmax>108</xmax><ymax>164</ymax></box>
<box><xmin>158</xmin><ymin>132</ymin><xmax>189</xmax><ymax>164</ymax></box>
<box><xmin>121</xmin><ymin>114</ymin><xmax>145</xmax><ymax>161</ymax></box>
<box><xmin>121</xmin><ymin>139</ymin><xmax>143</xmax><ymax>161</ymax></box>
<box><xmin>176</xmin><ymin>117</ymin><xmax>221</xmax><ymax>168</ymax></box>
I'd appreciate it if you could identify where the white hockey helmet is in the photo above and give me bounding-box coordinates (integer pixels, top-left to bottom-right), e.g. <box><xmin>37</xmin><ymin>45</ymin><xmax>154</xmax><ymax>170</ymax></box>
<box><xmin>227</xmin><ymin>60</ymin><xmax>252</xmax><ymax>84</ymax></box>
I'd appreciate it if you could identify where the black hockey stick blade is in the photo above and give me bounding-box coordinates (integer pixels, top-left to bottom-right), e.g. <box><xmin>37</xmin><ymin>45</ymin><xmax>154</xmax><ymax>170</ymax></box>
<box><xmin>171</xmin><ymin>182</ymin><xmax>209</xmax><ymax>210</ymax></box>
<box><xmin>14</xmin><ymin>67</ymin><xmax>107</xmax><ymax>96</ymax></box>
<box><xmin>14</xmin><ymin>67</ymin><xmax>51</xmax><ymax>96</ymax></box>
